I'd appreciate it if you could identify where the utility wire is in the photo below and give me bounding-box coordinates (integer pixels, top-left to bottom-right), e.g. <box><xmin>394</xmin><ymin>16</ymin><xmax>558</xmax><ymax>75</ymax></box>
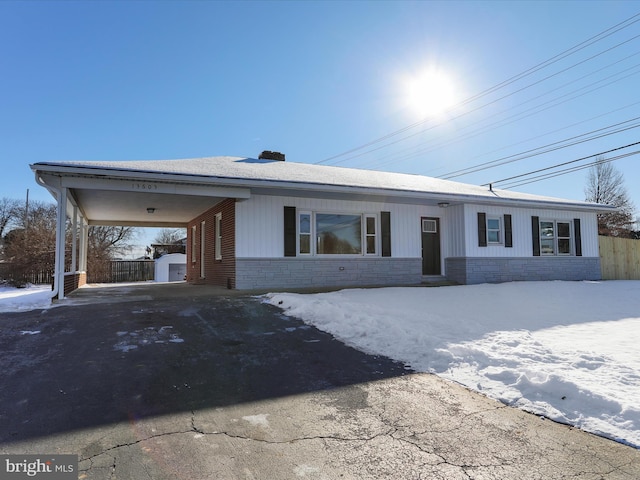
<box><xmin>485</xmin><ymin>141</ymin><xmax>640</xmax><ymax>187</ymax></box>
<box><xmin>370</xmin><ymin>64</ymin><xmax>640</xmax><ymax>172</ymax></box>
<box><xmin>378</xmin><ymin>51</ymin><xmax>640</xmax><ymax>172</ymax></box>
<box><xmin>500</xmin><ymin>150</ymin><xmax>640</xmax><ymax>189</ymax></box>
<box><xmin>439</xmin><ymin>116</ymin><xmax>640</xmax><ymax>180</ymax></box>
<box><xmin>314</xmin><ymin>12</ymin><xmax>640</xmax><ymax>165</ymax></box>
<box><xmin>323</xmin><ymin>38</ymin><xmax>640</xmax><ymax>168</ymax></box>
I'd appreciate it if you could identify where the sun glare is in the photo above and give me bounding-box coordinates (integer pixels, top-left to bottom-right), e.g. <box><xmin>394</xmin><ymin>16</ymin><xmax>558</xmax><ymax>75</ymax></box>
<box><xmin>404</xmin><ymin>68</ymin><xmax>458</xmax><ymax>118</ymax></box>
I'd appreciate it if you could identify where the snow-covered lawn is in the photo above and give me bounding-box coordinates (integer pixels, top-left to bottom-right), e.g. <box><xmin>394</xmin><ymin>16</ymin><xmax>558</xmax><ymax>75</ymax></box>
<box><xmin>0</xmin><ymin>284</ymin><xmax>54</xmax><ymax>312</ymax></box>
<box><xmin>265</xmin><ymin>281</ymin><xmax>640</xmax><ymax>448</ymax></box>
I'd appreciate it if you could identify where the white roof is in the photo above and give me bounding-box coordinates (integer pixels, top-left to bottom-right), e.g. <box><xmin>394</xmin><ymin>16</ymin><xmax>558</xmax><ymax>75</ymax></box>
<box><xmin>32</xmin><ymin>156</ymin><xmax>609</xmax><ymax>211</ymax></box>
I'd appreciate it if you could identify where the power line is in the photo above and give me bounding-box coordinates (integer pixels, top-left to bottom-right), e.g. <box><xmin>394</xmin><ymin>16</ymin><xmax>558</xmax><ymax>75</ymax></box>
<box><xmin>438</xmin><ymin>116</ymin><xmax>640</xmax><ymax>180</ymax></box>
<box><xmin>323</xmin><ymin>37</ymin><xmax>640</xmax><ymax>168</ymax></box>
<box><xmin>314</xmin><ymin>12</ymin><xmax>640</xmax><ymax>165</ymax></box>
<box><xmin>486</xmin><ymin>141</ymin><xmax>640</xmax><ymax>188</ymax></box>
<box><xmin>370</xmin><ymin>64</ymin><xmax>640</xmax><ymax>172</ymax></box>
<box><xmin>500</xmin><ymin>150</ymin><xmax>640</xmax><ymax>189</ymax></box>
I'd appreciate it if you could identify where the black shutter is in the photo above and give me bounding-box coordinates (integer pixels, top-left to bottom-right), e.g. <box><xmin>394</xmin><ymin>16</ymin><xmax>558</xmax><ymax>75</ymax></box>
<box><xmin>504</xmin><ymin>214</ymin><xmax>513</xmax><ymax>248</ymax></box>
<box><xmin>532</xmin><ymin>216</ymin><xmax>540</xmax><ymax>256</ymax></box>
<box><xmin>574</xmin><ymin>218</ymin><xmax>582</xmax><ymax>256</ymax></box>
<box><xmin>478</xmin><ymin>212</ymin><xmax>487</xmax><ymax>247</ymax></box>
<box><xmin>284</xmin><ymin>206</ymin><xmax>296</xmax><ymax>257</ymax></box>
<box><xmin>381</xmin><ymin>211</ymin><xmax>391</xmax><ymax>257</ymax></box>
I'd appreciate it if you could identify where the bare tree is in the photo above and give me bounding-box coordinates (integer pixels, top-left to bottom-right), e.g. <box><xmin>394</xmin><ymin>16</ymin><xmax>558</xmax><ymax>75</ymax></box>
<box><xmin>2</xmin><ymin>196</ymin><xmax>139</xmax><ymax>285</ymax></box>
<box><xmin>151</xmin><ymin>228</ymin><xmax>186</xmax><ymax>258</ymax></box>
<box><xmin>2</xmin><ymin>201</ymin><xmax>57</xmax><ymax>286</ymax></box>
<box><xmin>585</xmin><ymin>157</ymin><xmax>636</xmax><ymax>237</ymax></box>
<box><xmin>86</xmin><ymin>226</ymin><xmax>138</xmax><ymax>281</ymax></box>
<box><xmin>0</xmin><ymin>197</ymin><xmax>21</xmax><ymax>239</ymax></box>
<box><xmin>154</xmin><ymin>228</ymin><xmax>185</xmax><ymax>245</ymax></box>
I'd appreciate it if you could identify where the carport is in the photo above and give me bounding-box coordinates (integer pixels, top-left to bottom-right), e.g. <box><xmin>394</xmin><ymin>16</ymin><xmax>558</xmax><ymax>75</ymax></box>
<box><xmin>30</xmin><ymin>162</ymin><xmax>249</xmax><ymax>298</ymax></box>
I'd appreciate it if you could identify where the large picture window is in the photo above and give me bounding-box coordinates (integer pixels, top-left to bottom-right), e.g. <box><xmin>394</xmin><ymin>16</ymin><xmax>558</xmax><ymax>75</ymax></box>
<box><xmin>297</xmin><ymin>211</ymin><xmax>379</xmax><ymax>256</ymax></box>
<box><xmin>316</xmin><ymin>214</ymin><xmax>362</xmax><ymax>254</ymax></box>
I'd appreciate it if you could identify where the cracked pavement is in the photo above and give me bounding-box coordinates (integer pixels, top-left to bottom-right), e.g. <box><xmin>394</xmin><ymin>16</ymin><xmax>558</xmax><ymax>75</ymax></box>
<box><xmin>1</xmin><ymin>283</ymin><xmax>638</xmax><ymax>479</ymax></box>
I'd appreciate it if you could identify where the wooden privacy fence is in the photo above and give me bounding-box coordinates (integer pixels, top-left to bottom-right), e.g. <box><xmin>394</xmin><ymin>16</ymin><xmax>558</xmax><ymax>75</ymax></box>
<box><xmin>599</xmin><ymin>235</ymin><xmax>640</xmax><ymax>280</ymax></box>
<box><xmin>88</xmin><ymin>260</ymin><xmax>155</xmax><ymax>283</ymax></box>
<box><xmin>2</xmin><ymin>260</ymin><xmax>155</xmax><ymax>285</ymax></box>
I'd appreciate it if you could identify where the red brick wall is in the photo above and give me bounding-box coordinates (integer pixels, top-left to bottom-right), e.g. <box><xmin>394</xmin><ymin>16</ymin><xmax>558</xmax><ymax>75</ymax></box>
<box><xmin>61</xmin><ymin>271</ymin><xmax>87</xmax><ymax>298</ymax></box>
<box><xmin>186</xmin><ymin>198</ymin><xmax>236</xmax><ymax>288</ymax></box>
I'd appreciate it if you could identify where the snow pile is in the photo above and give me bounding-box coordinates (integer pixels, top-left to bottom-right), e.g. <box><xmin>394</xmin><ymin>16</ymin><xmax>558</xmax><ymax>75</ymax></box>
<box><xmin>0</xmin><ymin>284</ymin><xmax>54</xmax><ymax>312</ymax></box>
<box><xmin>265</xmin><ymin>281</ymin><xmax>640</xmax><ymax>448</ymax></box>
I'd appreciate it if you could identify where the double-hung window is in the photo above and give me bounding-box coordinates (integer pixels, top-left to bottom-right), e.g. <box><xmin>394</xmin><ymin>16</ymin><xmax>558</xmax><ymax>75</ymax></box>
<box><xmin>487</xmin><ymin>217</ymin><xmax>502</xmax><ymax>244</ymax></box>
<box><xmin>214</xmin><ymin>213</ymin><xmax>222</xmax><ymax>260</ymax></box>
<box><xmin>540</xmin><ymin>220</ymin><xmax>572</xmax><ymax>255</ymax></box>
<box><xmin>298</xmin><ymin>212</ymin><xmax>378</xmax><ymax>256</ymax></box>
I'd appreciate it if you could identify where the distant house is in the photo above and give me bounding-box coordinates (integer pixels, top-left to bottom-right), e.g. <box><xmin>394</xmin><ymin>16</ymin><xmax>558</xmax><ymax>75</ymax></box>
<box><xmin>31</xmin><ymin>152</ymin><xmax>614</xmax><ymax>297</ymax></box>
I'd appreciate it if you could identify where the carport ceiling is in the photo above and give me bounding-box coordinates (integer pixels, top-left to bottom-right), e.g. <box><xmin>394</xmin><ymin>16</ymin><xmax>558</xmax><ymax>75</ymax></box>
<box><xmin>72</xmin><ymin>188</ymin><xmax>221</xmax><ymax>226</ymax></box>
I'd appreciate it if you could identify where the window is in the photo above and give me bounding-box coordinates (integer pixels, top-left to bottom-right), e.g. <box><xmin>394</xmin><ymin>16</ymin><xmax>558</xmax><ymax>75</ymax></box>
<box><xmin>540</xmin><ymin>220</ymin><xmax>571</xmax><ymax>256</ymax></box>
<box><xmin>557</xmin><ymin>221</ymin><xmax>571</xmax><ymax>255</ymax></box>
<box><xmin>317</xmin><ymin>214</ymin><xmax>362</xmax><ymax>254</ymax></box>
<box><xmin>191</xmin><ymin>225</ymin><xmax>197</xmax><ymax>263</ymax></box>
<box><xmin>200</xmin><ymin>221</ymin><xmax>206</xmax><ymax>278</ymax></box>
<box><xmin>422</xmin><ymin>219</ymin><xmax>437</xmax><ymax>233</ymax></box>
<box><xmin>215</xmin><ymin>213</ymin><xmax>222</xmax><ymax>260</ymax></box>
<box><xmin>365</xmin><ymin>215</ymin><xmax>377</xmax><ymax>255</ymax></box>
<box><xmin>487</xmin><ymin>217</ymin><xmax>501</xmax><ymax>244</ymax></box>
<box><xmin>296</xmin><ymin>211</ymin><xmax>380</xmax><ymax>256</ymax></box>
<box><xmin>299</xmin><ymin>212</ymin><xmax>311</xmax><ymax>255</ymax></box>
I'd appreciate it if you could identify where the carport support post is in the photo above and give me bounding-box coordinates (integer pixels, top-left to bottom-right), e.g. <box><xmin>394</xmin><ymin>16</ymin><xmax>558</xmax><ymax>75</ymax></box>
<box><xmin>71</xmin><ymin>206</ymin><xmax>78</xmax><ymax>273</ymax></box>
<box><xmin>79</xmin><ymin>219</ymin><xmax>88</xmax><ymax>273</ymax></box>
<box><xmin>54</xmin><ymin>187</ymin><xmax>68</xmax><ymax>299</ymax></box>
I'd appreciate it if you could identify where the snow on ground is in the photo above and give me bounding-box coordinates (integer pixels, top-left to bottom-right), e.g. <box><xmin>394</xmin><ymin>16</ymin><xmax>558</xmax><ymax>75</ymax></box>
<box><xmin>265</xmin><ymin>281</ymin><xmax>640</xmax><ymax>448</ymax></box>
<box><xmin>3</xmin><ymin>281</ymin><xmax>638</xmax><ymax>448</ymax></box>
<box><xmin>0</xmin><ymin>284</ymin><xmax>55</xmax><ymax>312</ymax></box>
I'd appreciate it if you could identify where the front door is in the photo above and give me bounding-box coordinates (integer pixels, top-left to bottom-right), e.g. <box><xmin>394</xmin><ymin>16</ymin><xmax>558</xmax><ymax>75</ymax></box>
<box><xmin>421</xmin><ymin>217</ymin><xmax>441</xmax><ymax>275</ymax></box>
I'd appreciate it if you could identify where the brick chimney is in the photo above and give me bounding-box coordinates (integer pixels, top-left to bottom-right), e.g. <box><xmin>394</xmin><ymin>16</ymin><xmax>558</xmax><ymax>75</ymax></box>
<box><xmin>258</xmin><ymin>150</ymin><xmax>285</xmax><ymax>161</ymax></box>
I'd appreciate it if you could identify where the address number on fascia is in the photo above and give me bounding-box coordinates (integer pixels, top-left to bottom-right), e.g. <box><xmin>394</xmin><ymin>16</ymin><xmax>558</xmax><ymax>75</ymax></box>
<box><xmin>131</xmin><ymin>183</ymin><xmax>159</xmax><ymax>190</ymax></box>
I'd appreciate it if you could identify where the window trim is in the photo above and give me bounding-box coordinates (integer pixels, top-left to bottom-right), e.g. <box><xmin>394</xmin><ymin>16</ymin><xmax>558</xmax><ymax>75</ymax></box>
<box><xmin>296</xmin><ymin>211</ymin><xmax>380</xmax><ymax>257</ymax></box>
<box><xmin>191</xmin><ymin>225</ymin><xmax>197</xmax><ymax>263</ymax></box>
<box><xmin>364</xmin><ymin>213</ymin><xmax>378</xmax><ymax>256</ymax></box>
<box><xmin>539</xmin><ymin>219</ymin><xmax>572</xmax><ymax>256</ymax></box>
<box><xmin>486</xmin><ymin>216</ymin><xmax>502</xmax><ymax>245</ymax></box>
<box><xmin>214</xmin><ymin>213</ymin><xmax>222</xmax><ymax>261</ymax></box>
<box><xmin>298</xmin><ymin>211</ymin><xmax>312</xmax><ymax>256</ymax></box>
<box><xmin>200</xmin><ymin>221</ymin><xmax>206</xmax><ymax>278</ymax></box>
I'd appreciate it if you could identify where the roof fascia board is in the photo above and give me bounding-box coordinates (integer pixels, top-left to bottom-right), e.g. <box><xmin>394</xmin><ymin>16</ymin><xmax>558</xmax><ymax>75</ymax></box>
<box><xmin>33</xmin><ymin>163</ymin><xmax>613</xmax><ymax>213</ymax></box>
<box><xmin>253</xmin><ymin>183</ymin><xmax>615</xmax><ymax>213</ymax></box>
<box><xmin>49</xmin><ymin>173</ymin><xmax>251</xmax><ymax>199</ymax></box>
<box><xmin>87</xmin><ymin>220</ymin><xmax>188</xmax><ymax>227</ymax></box>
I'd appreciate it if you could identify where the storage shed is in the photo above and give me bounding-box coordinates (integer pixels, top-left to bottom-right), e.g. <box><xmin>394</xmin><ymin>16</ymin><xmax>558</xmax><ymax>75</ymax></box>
<box><xmin>154</xmin><ymin>253</ymin><xmax>187</xmax><ymax>283</ymax></box>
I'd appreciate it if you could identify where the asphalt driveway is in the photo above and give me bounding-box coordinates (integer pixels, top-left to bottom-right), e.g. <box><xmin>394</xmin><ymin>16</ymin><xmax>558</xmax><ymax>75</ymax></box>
<box><xmin>1</xmin><ymin>282</ymin><xmax>638</xmax><ymax>479</ymax></box>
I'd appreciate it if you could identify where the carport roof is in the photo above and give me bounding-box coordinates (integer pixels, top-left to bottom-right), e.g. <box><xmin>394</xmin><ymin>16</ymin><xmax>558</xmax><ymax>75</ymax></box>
<box><xmin>31</xmin><ymin>156</ymin><xmax>614</xmax><ymax>225</ymax></box>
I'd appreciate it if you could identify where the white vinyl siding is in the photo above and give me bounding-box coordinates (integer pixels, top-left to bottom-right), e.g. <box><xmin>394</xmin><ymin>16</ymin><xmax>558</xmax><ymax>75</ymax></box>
<box><xmin>235</xmin><ymin>194</ymin><xmax>600</xmax><ymax>260</ymax></box>
<box><xmin>236</xmin><ymin>194</ymin><xmax>447</xmax><ymax>259</ymax></box>
<box><xmin>463</xmin><ymin>204</ymin><xmax>599</xmax><ymax>258</ymax></box>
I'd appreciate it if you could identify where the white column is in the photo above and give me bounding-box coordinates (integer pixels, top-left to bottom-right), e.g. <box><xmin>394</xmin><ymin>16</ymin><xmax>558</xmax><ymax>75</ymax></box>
<box><xmin>55</xmin><ymin>187</ymin><xmax>68</xmax><ymax>299</ymax></box>
<box><xmin>71</xmin><ymin>206</ymin><xmax>78</xmax><ymax>273</ymax></box>
<box><xmin>79</xmin><ymin>219</ymin><xmax>88</xmax><ymax>272</ymax></box>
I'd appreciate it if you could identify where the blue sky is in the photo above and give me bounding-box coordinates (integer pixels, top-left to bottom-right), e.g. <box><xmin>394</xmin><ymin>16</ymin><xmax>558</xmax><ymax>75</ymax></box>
<box><xmin>1</xmin><ymin>1</ymin><xmax>639</xmax><ymax>247</ymax></box>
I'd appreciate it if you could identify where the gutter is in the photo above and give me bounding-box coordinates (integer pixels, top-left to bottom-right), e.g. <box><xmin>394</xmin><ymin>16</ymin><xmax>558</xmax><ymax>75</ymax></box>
<box><xmin>34</xmin><ymin>173</ymin><xmax>62</xmax><ymax>301</ymax></box>
<box><xmin>32</xmin><ymin>162</ymin><xmax>616</xmax><ymax>213</ymax></box>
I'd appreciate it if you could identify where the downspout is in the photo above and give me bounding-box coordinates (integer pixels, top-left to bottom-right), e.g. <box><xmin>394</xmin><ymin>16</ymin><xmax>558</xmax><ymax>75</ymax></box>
<box><xmin>35</xmin><ymin>173</ymin><xmax>63</xmax><ymax>300</ymax></box>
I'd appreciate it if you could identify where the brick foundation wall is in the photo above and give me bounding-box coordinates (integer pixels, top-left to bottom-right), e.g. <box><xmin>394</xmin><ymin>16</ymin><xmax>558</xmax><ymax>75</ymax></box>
<box><xmin>235</xmin><ymin>257</ymin><xmax>422</xmax><ymax>290</ymax></box>
<box><xmin>187</xmin><ymin>199</ymin><xmax>236</xmax><ymax>288</ymax></box>
<box><xmin>61</xmin><ymin>271</ymin><xmax>87</xmax><ymax>297</ymax></box>
<box><xmin>445</xmin><ymin>257</ymin><xmax>601</xmax><ymax>285</ymax></box>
